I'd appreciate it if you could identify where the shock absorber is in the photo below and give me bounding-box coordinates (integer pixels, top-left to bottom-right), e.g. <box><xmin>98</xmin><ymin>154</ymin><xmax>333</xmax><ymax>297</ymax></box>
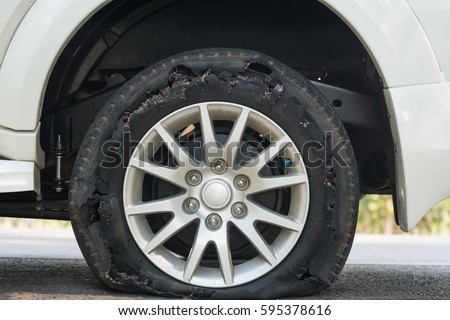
<box><xmin>48</xmin><ymin>115</ymin><xmax>73</xmax><ymax>193</ymax></box>
<box><xmin>53</xmin><ymin>135</ymin><xmax>65</xmax><ymax>192</ymax></box>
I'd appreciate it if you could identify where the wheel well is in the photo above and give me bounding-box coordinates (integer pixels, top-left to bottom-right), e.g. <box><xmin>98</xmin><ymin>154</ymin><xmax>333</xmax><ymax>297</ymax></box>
<box><xmin>40</xmin><ymin>0</ymin><xmax>395</xmax><ymax>201</ymax></box>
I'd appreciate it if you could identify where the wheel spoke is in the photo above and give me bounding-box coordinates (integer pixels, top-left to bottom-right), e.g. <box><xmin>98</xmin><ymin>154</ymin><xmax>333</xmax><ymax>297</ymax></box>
<box><xmin>143</xmin><ymin>215</ymin><xmax>196</xmax><ymax>254</ymax></box>
<box><xmin>234</xmin><ymin>222</ymin><xmax>277</xmax><ymax>266</ymax></box>
<box><xmin>246</xmin><ymin>201</ymin><xmax>302</xmax><ymax>232</ymax></box>
<box><xmin>154</xmin><ymin>123</ymin><xmax>197</xmax><ymax>168</ymax></box>
<box><xmin>183</xmin><ymin>224</ymin><xmax>209</xmax><ymax>282</ymax></box>
<box><xmin>246</xmin><ymin>173</ymin><xmax>307</xmax><ymax>195</ymax></box>
<box><xmin>125</xmin><ymin>194</ymin><xmax>185</xmax><ymax>216</ymax></box>
<box><xmin>223</xmin><ymin>108</ymin><xmax>250</xmax><ymax>166</ymax></box>
<box><xmin>241</xmin><ymin>135</ymin><xmax>291</xmax><ymax>175</ymax></box>
<box><xmin>199</xmin><ymin>103</ymin><xmax>218</xmax><ymax>163</ymax></box>
<box><xmin>128</xmin><ymin>157</ymin><xmax>187</xmax><ymax>189</ymax></box>
<box><xmin>214</xmin><ymin>226</ymin><xmax>234</xmax><ymax>285</ymax></box>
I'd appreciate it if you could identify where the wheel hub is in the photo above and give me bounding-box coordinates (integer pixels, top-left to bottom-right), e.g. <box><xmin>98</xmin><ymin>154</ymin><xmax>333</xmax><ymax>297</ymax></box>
<box><xmin>202</xmin><ymin>180</ymin><xmax>232</xmax><ymax>209</ymax></box>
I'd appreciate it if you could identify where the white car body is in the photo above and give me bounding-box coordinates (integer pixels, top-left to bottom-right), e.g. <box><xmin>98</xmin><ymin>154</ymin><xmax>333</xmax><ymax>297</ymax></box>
<box><xmin>0</xmin><ymin>0</ymin><xmax>449</xmax><ymax>232</ymax></box>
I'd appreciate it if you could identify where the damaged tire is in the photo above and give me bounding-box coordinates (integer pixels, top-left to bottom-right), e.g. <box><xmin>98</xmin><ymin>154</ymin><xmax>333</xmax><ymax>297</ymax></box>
<box><xmin>69</xmin><ymin>48</ymin><xmax>359</xmax><ymax>299</ymax></box>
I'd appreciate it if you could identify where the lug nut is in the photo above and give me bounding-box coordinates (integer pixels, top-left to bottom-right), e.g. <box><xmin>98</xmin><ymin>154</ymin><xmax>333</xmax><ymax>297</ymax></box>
<box><xmin>211</xmin><ymin>159</ymin><xmax>227</xmax><ymax>175</ymax></box>
<box><xmin>231</xmin><ymin>202</ymin><xmax>248</xmax><ymax>218</ymax></box>
<box><xmin>186</xmin><ymin>170</ymin><xmax>202</xmax><ymax>186</ymax></box>
<box><xmin>184</xmin><ymin>198</ymin><xmax>200</xmax><ymax>213</ymax></box>
<box><xmin>206</xmin><ymin>213</ymin><xmax>222</xmax><ymax>229</ymax></box>
<box><xmin>234</xmin><ymin>175</ymin><xmax>250</xmax><ymax>191</ymax></box>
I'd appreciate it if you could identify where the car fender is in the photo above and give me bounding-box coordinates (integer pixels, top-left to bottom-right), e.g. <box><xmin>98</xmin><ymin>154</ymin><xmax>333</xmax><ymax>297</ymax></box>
<box><xmin>0</xmin><ymin>0</ymin><xmax>36</xmax><ymax>67</ymax></box>
<box><xmin>322</xmin><ymin>0</ymin><xmax>450</xmax><ymax>231</ymax></box>
<box><xmin>0</xmin><ymin>0</ymin><xmax>110</xmax><ymax>131</ymax></box>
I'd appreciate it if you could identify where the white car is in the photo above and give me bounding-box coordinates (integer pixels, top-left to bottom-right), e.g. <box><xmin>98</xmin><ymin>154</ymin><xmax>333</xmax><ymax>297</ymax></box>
<box><xmin>0</xmin><ymin>0</ymin><xmax>449</xmax><ymax>298</ymax></box>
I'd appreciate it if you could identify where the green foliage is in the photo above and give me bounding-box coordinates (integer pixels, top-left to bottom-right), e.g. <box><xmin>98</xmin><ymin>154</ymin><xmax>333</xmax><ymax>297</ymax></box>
<box><xmin>0</xmin><ymin>218</ymin><xmax>71</xmax><ymax>229</ymax></box>
<box><xmin>358</xmin><ymin>195</ymin><xmax>450</xmax><ymax>235</ymax></box>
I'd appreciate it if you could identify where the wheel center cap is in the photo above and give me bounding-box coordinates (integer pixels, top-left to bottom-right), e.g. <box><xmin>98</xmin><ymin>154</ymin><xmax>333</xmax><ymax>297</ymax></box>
<box><xmin>202</xmin><ymin>180</ymin><xmax>232</xmax><ymax>209</ymax></box>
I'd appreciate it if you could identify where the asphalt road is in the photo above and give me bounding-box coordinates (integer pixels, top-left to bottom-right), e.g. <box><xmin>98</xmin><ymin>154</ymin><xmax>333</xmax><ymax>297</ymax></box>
<box><xmin>0</xmin><ymin>228</ymin><xmax>449</xmax><ymax>300</ymax></box>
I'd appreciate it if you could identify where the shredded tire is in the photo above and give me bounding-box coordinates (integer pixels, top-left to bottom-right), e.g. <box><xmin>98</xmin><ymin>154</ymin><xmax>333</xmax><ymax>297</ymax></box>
<box><xmin>69</xmin><ymin>48</ymin><xmax>359</xmax><ymax>299</ymax></box>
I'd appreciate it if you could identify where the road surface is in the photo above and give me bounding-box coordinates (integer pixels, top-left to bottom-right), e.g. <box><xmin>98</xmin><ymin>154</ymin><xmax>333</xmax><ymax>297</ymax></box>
<box><xmin>0</xmin><ymin>228</ymin><xmax>449</xmax><ymax>299</ymax></box>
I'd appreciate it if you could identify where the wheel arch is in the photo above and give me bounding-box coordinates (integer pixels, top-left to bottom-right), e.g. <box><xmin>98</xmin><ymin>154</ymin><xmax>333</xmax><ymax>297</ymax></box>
<box><xmin>321</xmin><ymin>0</ymin><xmax>448</xmax><ymax>231</ymax></box>
<box><xmin>2</xmin><ymin>0</ymin><xmax>441</xmax><ymax>128</ymax></box>
<box><xmin>320</xmin><ymin>0</ymin><xmax>443</xmax><ymax>88</ymax></box>
<box><xmin>0</xmin><ymin>0</ymin><xmax>111</xmax><ymax>131</ymax></box>
<box><xmin>2</xmin><ymin>0</ymin><xmax>439</xmax><ymax>231</ymax></box>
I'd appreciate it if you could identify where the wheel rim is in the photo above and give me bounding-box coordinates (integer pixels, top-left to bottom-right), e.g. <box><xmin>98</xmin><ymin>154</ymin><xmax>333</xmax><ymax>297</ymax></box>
<box><xmin>123</xmin><ymin>101</ymin><xmax>310</xmax><ymax>288</ymax></box>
